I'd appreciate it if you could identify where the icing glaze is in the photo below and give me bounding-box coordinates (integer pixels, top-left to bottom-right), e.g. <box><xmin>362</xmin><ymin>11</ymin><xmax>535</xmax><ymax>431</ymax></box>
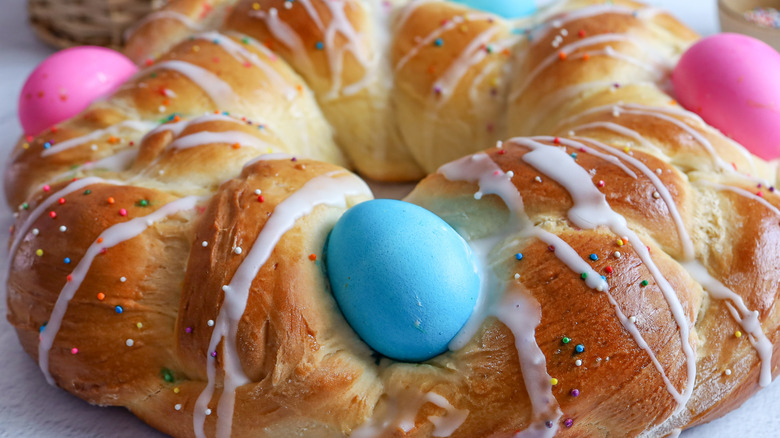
<box><xmin>40</xmin><ymin>120</ymin><xmax>157</xmax><ymax>158</ymax></box>
<box><xmin>193</xmin><ymin>167</ymin><xmax>371</xmax><ymax>438</ymax></box>
<box><xmin>141</xmin><ymin>61</ymin><xmax>243</xmax><ymax>109</ymax></box>
<box><xmin>124</xmin><ymin>10</ymin><xmax>203</xmax><ymax>41</ymax></box>
<box><xmin>38</xmin><ymin>195</ymin><xmax>203</xmax><ymax>384</ymax></box>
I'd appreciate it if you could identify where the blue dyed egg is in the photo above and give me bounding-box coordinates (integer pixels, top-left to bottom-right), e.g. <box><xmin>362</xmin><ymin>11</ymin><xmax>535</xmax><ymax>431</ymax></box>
<box><xmin>450</xmin><ymin>0</ymin><xmax>536</xmax><ymax>19</ymax></box>
<box><xmin>325</xmin><ymin>199</ymin><xmax>480</xmax><ymax>362</ymax></box>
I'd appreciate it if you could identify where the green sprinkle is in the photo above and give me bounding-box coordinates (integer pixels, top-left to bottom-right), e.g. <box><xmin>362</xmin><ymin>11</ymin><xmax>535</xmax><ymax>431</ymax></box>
<box><xmin>136</xmin><ymin>199</ymin><xmax>149</xmax><ymax>207</ymax></box>
<box><xmin>640</xmin><ymin>280</ymin><xmax>649</xmax><ymax>287</ymax></box>
<box><xmin>161</xmin><ymin>368</ymin><xmax>175</xmax><ymax>383</ymax></box>
<box><xmin>242</xmin><ymin>37</ymin><xmax>250</xmax><ymax>44</ymax></box>
<box><xmin>580</xmin><ymin>272</ymin><xmax>588</xmax><ymax>280</ymax></box>
<box><xmin>562</xmin><ymin>336</ymin><xmax>571</xmax><ymax>344</ymax></box>
<box><xmin>83</xmin><ymin>190</ymin><xmax>91</xmax><ymax>195</ymax></box>
<box><xmin>22</xmin><ymin>203</ymin><xmax>29</xmax><ymax>210</ymax></box>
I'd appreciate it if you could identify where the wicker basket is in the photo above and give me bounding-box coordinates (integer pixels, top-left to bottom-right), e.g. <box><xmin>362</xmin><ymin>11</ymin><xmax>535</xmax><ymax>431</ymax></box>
<box><xmin>28</xmin><ymin>0</ymin><xmax>166</xmax><ymax>49</ymax></box>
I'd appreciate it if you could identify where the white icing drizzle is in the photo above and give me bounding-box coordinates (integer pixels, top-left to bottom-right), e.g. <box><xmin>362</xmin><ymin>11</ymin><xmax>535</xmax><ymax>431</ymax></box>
<box><xmin>668</xmin><ymin>428</ymin><xmax>682</xmax><ymax>438</ymax></box>
<box><xmin>513</xmin><ymin>33</ymin><xmax>667</xmax><ymax>101</ymax></box>
<box><xmin>562</xmin><ymin>136</ymin><xmax>694</xmax><ymax>259</ymax></box>
<box><xmin>250</xmin><ymin>7</ymin><xmax>315</xmax><ymax>72</ymax></box>
<box><xmin>395</xmin><ymin>13</ymin><xmax>490</xmax><ymax>72</ymax></box>
<box><xmin>531</xmin><ymin>4</ymin><xmax>658</xmax><ymax>42</ymax></box>
<box><xmin>141</xmin><ymin>114</ymin><xmax>241</xmax><ymax>141</ymax></box>
<box><xmin>394</xmin><ymin>0</ymin><xmax>435</xmax><ymax>33</ymax></box>
<box><xmin>37</xmin><ymin>195</ymin><xmax>203</xmax><ymax>385</ymax></box>
<box><xmin>193</xmin><ymin>32</ymin><xmax>298</xmax><ymax>100</ymax></box>
<box><xmin>704</xmin><ymin>181</ymin><xmax>780</xmax><ymax>217</ymax></box>
<box><xmin>47</xmin><ymin>149</ymin><xmax>139</xmax><ymax>185</ymax></box>
<box><xmin>41</xmin><ymin>121</ymin><xmax>156</xmax><ymax>158</ymax></box>
<box><xmin>351</xmin><ymin>389</ymin><xmax>469</xmax><ymax>438</ymax></box>
<box><xmin>142</xmin><ymin>61</ymin><xmax>243</xmax><ymax>109</ymax></box>
<box><xmin>124</xmin><ymin>10</ymin><xmax>203</xmax><ymax>41</ymax></box>
<box><xmin>432</xmin><ymin>26</ymin><xmax>502</xmax><ymax>106</ymax></box>
<box><xmin>570</xmin><ymin>121</ymin><xmax>664</xmax><ymax>155</ymax></box>
<box><xmin>511</xmin><ymin>137</ymin><xmax>697</xmax><ymax>410</ymax></box>
<box><xmin>496</xmin><ymin>286</ymin><xmax>562</xmax><ymax>438</ymax></box>
<box><xmin>682</xmin><ymin>260</ymin><xmax>773</xmax><ymax>387</ymax></box>
<box><xmin>193</xmin><ymin>169</ymin><xmax>372</xmax><ymax>438</ymax></box>
<box><xmin>166</xmin><ymin>131</ymin><xmax>276</xmax><ymax>152</ymax></box>
<box><xmin>8</xmin><ymin>177</ymin><xmax>121</xmax><ymax>273</ymax></box>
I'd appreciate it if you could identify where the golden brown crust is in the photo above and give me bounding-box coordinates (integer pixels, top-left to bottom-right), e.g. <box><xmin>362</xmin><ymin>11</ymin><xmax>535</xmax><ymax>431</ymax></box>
<box><xmin>6</xmin><ymin>0</ymin><xmax>780</xmax><ymax>437</ymax></box>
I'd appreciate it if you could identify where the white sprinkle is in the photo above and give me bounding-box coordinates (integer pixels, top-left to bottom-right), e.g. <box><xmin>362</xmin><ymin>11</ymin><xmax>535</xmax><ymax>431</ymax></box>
<box><xmin>629</xmin><ymin>316</ymin><xmax>637</xmax><ymax>324</ymax></box>
<box><xmin>158</xmin><ymin>170</ymin><xmax>165</xmax><ymax>176</ymax></box>
<box><xmin>90</xmin><ymin>144</ymin><xmax>98</xmax><ymax>151</ymax></box>
<box><xmin>534</xmin><ymin>176</ymin><xmax>543</xmax><ymax>183</ymax></box>
<box><xmin>233</xmin><ymin>247</ymin><xmax>243</xmax><ymax>255</ymax></box>
<box><xmin>568</xmin><ymin>130</ymin><xmax>575</xmax><ymax>136</ymax></box>
<box><xmin>120</xmin><ymin>276</ymin><xmax>127</xmax><ymax>282</ymax></box>
<box><xmin>146</xmin><ymin>219</ymin><xmax>154</xmax><ymax>226</ymax></box>
<box><xmin>472</xmin><ymin>154</ymin><xmax>484</xmax><ymax>161</ymax></box>
<box><xmin>575</xmin><ymin>359</ymin><xmax>582</xmax><ymax>366</ymax></box>
<box><xmin>59</xmin><ymin>226</ymin><xmax>67</xmax><ymax>232</ymax></box>
<box><xmin>474</xmin><ymin>191</ymin><xmax>483</xmax><ymax>200</ymax></box>
<box><xmin>126</xmin><ymin>339</ymin><xmax>134</xmax><ymax>347</ymax></box>
<box><xmin>205</xmin><ymin>409</ymin><xmax>212</xmax><ymax>416</ymax></box>
<box><xmin>596</xmin><ymin>285</ymin><xmax>605</xmax><ymax>292</ymax></box>
<box><xmin>284</xmin><ymin>1</ymin><xmax>293</xmax><ymax>9</ymax></box>
<box><xmin>561</xmin><ymin>28</ymin><xmax>569</xmax><ymax>36</ymax></box>
<box><xmin>202</xmin><ymin>241</ymin><xmax>209</xmax><ymax>247</ymax></box>
<box><xmin>174</xmin><ymin>404</ymin><xmax>182</xmax><ymax>411</ymax></box>
<box><xmin>725</xmin><ymin>369</ymin><xmax>732</xmax><ymax>376</ymax></box>
<box><xmin>552</xmin><ymin>19</ymin><xmax>562</xmax><ymax>28</ymax></box>
<box><xmin>254</xmin><ymin>189</ymin><xmax>262</xmax><ymax>195</ymax></box>
<box><xmin>496</xmin><ymin>140</ymin><xmax>503</xmax><ymax>149</ymax></box>
<box><xmin>207</xmin><ymin>319</ymin><xmax>215</xmax><ymax>327</ymax></box>
<box><xmin>221</xmin><ymin>285</ymin><xmax>230</xmax><ymax>292</ymax></box>
<box><xmin>652</xmin><ymin>191</ymin><xmax>660</xmax><ymax>199</ymax></box>
<box><xmin>32</xmin><ymin>228</ymin><xmax>40</xmax><ymax>236</ymax></box>
<box><xmin>612</xmin><ymin>107</ymin><xmax>621</xmax><ymax>117</ymax></box>
<box><xmin>514</xmin><ymin>273</ymin><xmax>520</xmax><ymax>280</ymax></box>
<box><xmin>656</xmin><ymin>168</ymin><xmax>663</xmax><ymax>175</ymax></box>
<box><xmin>613</xmin><ymin>251</ymin><xmax>621</xmax><ymax>259</ymax></box>
<box><xmin>506</xmin><ymin>171</ymin><xmax>515</xmax><ymax>178</ymax></box>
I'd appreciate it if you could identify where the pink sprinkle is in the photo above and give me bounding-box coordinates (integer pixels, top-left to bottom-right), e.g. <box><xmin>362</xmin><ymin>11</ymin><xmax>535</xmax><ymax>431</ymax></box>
<box><xmin>211</xmin><ymin>351</ymin><xmax>217</xmax><ymax>357</ymax></box>
<box><xmin>43</xmin><ymin>185</ymin><xmax>51</xmax><ymax>192</ymax></box>
<box><xmin>493</xmin><ymin>170</ymin><xmax>501</xmax><ymax>176</ymax></box>
<box><xmin>185</xmin><ymin>327</ymin><xmax>192</xmax><ymax>333</ymax></box>
<box><xmin>70</xmin><ymin>348</ymin><xmax>79</xmax><ymax>355</ymax></box>
<box><xmin>119</xmin><ymin>208</ymin><xmax>128</xmax><ymax>216</ymax></box>
<box><xmin>597</xmin><ymin>180</ymin><xmax>605</xmax><ymax>187</ymax></box>
<box><xmin>564</xmin><ymin>418</ymin><xmax>574</xmax><ymax>428</ymax></box>
<box><xmin>757</xmin><ymin>191</ymin><xmax>764</xmax><ymax>197</ymax></box>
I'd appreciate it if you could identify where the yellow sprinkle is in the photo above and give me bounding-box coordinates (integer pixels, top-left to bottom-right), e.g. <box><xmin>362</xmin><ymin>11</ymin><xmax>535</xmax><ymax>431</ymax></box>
<box><xmin>252</xmin><ymin>2</ymin><xmax>260</xmax><ymax>10</ymax></box>
<box><xmin>136</xmin><ymin>322</ymin><xmax>143</xmax><ymax>329</ymax></box>
<box><xmin>35</xmin><ymin>249</ymin><xmax>43</xmax><ymax>257</ymax></box>
<box><xmin>550</xmin><ymin>378</ymin><xmax>558</xmax><ymax>386</ymax></box>
<box><xmin>623</xmin><ymin>146</ymin><xmax>631</xmax><ymax>153</ymax></box>
<box><xmin>173</xmin><ymin>387</ymin><xmax>180</xmax><ymax>394</ymax></box>
<box><xmin>735</xmin><ymin>331</ymin><xmax>742</xmax><ymax>338</ymax></box>
<box><xmin>22</xmin><ymin>143</ymin><xmax>30</xmax><ymax>150</ymax></box>
<box><xmin>617</xmin><ymin>239</ymin><xmax>624</xmax><ymax>246</ymax></box>
<box><xmin>490</xmin><ymin>77</ymin><xmax>499</xmax><ymax>87</ymax></box>
<box><xmin>267</xmin><ymin>148</ymin><xmax>274</xmax><ymax>153</ymax></box>
<box><xmin>192</xmin><ymin>45</ymin><xmax>200</xmax><ymax>53</ymax></box>
<box><xmin>460</xmin><ymin>25</ymin><xmax>468</xmax><ymax>32</ymax></box>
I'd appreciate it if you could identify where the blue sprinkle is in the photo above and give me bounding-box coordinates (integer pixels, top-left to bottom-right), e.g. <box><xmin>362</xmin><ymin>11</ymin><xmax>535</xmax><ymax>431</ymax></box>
<box><xmin>434</xmin><ymin>38</ymin><xmax>443</xmax><ymax>47</ymax></box>
<box><xmin>222</xmin><ymin>111</ymin><xmax>230</xmax><ymax>116</ymax></box>
<box><xmin>601</xmin><ymin>275</ymin><xmax>607</xmax><ymax>280</ymax></box>
<box><xmin>575</xmin><ymin>344</ymin><xmax>585</xmax><ymax>353</ymax></box>
<box><xmin>39</xmin><ymin>323</ymin><xmax>47</xmax><ymax>333</ymax></box>
<box><xmin>115</xmin><ymin>306</ymin><xmax>124</xmax><ymax>314</ymax></box>
<box><xmin>212</xmin><ymin>39</ymin><xmax>220</xmax><ymax>44</ymax></box>
<box><xmin>589</xmin><ymin>254</ymin><xmax>598</xmax><ymax>261</ymax></box>
<box><xmin>43</xmin><ymin>142</ymin><xmax>52</xmax><ymax>149</ymax></box>
<box><xmin>315</xmin><ymin>41</ymin><xmax>324</xmax><ymax>50</ymax></box>
<box><xmin>64</xmin><ymin>257</ymin><xmax>71</xmax><ymax>264</ymax></box>
<box><xmin>515</xmin><ymin>253</ymin><xmax>524</xmax><ymax>261</ymax></box>
<box><xmin>571</xmin><ymin>153</ymin><xmax>578</xmax><ymax>159</ymax></box>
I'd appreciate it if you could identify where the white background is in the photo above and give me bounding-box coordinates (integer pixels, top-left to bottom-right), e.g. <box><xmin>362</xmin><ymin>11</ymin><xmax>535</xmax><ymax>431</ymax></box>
<box><xmin>0</xmin><ymin>0</ymin><xmax>777</xmax><ymax>437</ymax></box>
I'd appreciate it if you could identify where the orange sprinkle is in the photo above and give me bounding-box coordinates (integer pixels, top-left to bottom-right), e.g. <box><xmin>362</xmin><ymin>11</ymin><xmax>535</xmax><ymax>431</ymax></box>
<box><xmin>296</xmin><ymin>84</ymin><xmax>304</xmax><ymax>93</ymax></box>
<box><xmin>427</xmin><ymin>65</ymin><xmax>436</xmax><ymax>74</ymax></box>
<box><xmin>108</xmin><ymin>136</ymin><xmax>119</xmax><ymax>144</ymax></box>
<box><xmin>163</xmin><ymin>99</ymin><xmax>170</xmax><ymax>105</ymax></box>
<box><xmin>308</xmin><ymin>254</ymin><xmax>317</xmax><ymax>261</ymax></box>
<box><xmin>107</xmin><ymin>197</ymin><xmax>115</xmax><ymax>204</ymax></box>
<box><xmin>97</xmin><ymin>237</ymin><xmax>104</xmax><ymax>243</ymax></box>
<box><xmin>97</xmin><ymin>293</ymin><xmax>106</xmax><ymax>301</ymax></box>
<box><xmin>173</xmin><ymin>115</ymin><xmax>181</xmax><ymax>122</ymax></box>
<box><xmin>232</xmin><ymin>143</ymin><xmax>241</xmax><ymax>149</ymax></box>
<box><xmin>502</xmin><ymin>48</ymin><xmax>511</xmax><ymax>56</ymax></box>
<box><xmin>558</xmin><ymin>51</ymin><xmax>567</xmax><ymax>60</ymax></box>
<box><xmin>583</xmin><ymin>53</ymin><xmax>590</xmax><ymax>61</ymax></box>
<box><xmin>145</xmin><ymin>59</ymin><xmax>154</xmax><ymax>66</ymax></box>
<box><xmin>669</xmin><ymin>100</ymin><xmax>678</xmax><ymax>106</ymax></box>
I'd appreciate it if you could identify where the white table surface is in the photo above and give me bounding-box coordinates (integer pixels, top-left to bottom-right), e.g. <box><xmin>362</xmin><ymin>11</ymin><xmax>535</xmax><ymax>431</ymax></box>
<box><xmin>0</xmin><ymin>0</ymin><xmax>777</xmax><ymax>437</ymax></box>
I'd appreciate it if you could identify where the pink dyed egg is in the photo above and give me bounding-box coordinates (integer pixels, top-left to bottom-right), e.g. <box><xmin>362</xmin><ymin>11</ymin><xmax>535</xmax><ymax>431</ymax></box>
<box><xmin>672</xmin><ymin>33</ymin><xmax>780</xmax><ymax>160</ymax></box>
<box><xmin>18</xmin><ymin>46</ymin><xmax>138</xmax><ymax>136</ymax></box>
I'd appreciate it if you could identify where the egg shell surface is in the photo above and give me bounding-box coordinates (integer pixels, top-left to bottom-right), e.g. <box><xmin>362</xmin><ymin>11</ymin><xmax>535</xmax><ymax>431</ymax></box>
<box><xmin>18</xmin><ymin>46</ymin><xmax>138</xmax><ymax>136</ymax></box>
<box><xmin>450</xmin><ymin>0</ymin><xmax>536</xmax><ymax>19</ymax></box>
<box><xmin>671</xmin><ymin>33</ymin><xmax>780</xmax><ymax>160</ymax></box>
<box><xmin>325</xmin><ymin>199</ymin><xmax>480</xmax><ymax>362</ymax></box>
